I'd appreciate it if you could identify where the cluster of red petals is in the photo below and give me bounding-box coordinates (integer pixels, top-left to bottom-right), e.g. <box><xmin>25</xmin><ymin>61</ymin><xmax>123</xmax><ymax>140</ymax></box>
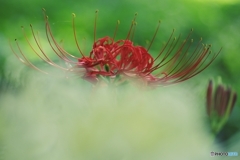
<box><xmin>77</xmin><ymin>36</ymin><xmax>154</xmax><ymax>84</ymax></box>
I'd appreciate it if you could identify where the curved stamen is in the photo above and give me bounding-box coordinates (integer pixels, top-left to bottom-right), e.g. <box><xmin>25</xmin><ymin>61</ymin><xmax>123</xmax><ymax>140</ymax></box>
<box><xmin>72</xmin><ymin>13</ymin><xmax>85</xmax><ymax>57</ymax></box>
<box><xmin>126</xmin><ymin>12</ymin><xmax>138</xmax><ymax>40</ymax></box>
<box><xmin>11</xmin><ymin>39</ymin><xmax>48</xmax><ymax>74</ymax></box>
<box><xmin>113</xmin><ymin>20</ymin><xmax>120</xmax><ymax>42</ymax></box>
<box><xmin>130</xmin><ymin>21</ymin><xmax>137</xmax><ymax>41</ymax></box>
<box><xmin>30</xmin><ymin>24</ymin><xmax>69</xmax><ymax>70</ymax></box>
<box><xmin>94</xmin><ymin>10</ymin><xmax>99</xmax><ymax>43</ymax></box>
<box><xmin>147</xmin><ymin>20</ymin><xmax>161</xmax><ymax>51</ymax></box>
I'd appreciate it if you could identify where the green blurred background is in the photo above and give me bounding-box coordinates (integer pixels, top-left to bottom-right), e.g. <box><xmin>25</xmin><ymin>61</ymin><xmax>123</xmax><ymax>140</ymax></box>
<box><xmin>0</xmin><ymin>0</ymin><xmax>240</xmax><ymax>146</ymax></box>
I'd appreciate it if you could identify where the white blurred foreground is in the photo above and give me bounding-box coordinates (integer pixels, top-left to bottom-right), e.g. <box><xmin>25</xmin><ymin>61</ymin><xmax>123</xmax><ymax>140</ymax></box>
<box><xmin>0</xmin><ymin>72</ymin><xmax>222</xmax><ymax>160</ymax></box>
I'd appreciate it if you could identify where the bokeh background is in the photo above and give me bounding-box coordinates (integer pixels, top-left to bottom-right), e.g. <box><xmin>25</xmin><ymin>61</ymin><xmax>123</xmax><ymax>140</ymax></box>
<box><xmin>0</xmin><ymin>0</ymin><xmax>240</xmax><ymax>159</ymax></box>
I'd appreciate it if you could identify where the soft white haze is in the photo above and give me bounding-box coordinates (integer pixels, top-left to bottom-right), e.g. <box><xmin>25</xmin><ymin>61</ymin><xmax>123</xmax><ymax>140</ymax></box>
<box><xmin>0</xmin><ymin>67</ymin><xmax>222</xmax><ymax>160</ymax></box>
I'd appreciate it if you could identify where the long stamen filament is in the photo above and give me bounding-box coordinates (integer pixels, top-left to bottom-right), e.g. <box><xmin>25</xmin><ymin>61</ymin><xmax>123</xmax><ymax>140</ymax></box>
<box><xmin>147</xmin><ymin>20</ymin><xmax>161</xmax><ymax>51</ymax></box>
<box><xmin>72</xmin><ymin>13</ymin><xmax>85</xmax><ymax>57</ymax></box>
<box><xmin>113</xmin><ymin>20</ymin><xmax>120</xmax><ymax>42</ymax></box>
<box><xmin>94</xmin><ymin>10</ymin><xmax>99</xmax><ymax>43</ymax></box>
<box><xmin>126</xmin><ymin>12</ymin><xmax>138</xmax><ymax>40</ymax></box>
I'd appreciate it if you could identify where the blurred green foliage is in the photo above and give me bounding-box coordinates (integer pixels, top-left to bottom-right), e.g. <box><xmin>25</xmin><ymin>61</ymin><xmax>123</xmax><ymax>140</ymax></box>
<box><xmin>0</xmin><ymin>0</ymin><xmax>240</xmax><ymax>146</ymax></box>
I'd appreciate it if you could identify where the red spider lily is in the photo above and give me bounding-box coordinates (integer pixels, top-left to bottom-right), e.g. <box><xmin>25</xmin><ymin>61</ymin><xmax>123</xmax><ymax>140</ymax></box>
<box><xmin>10</xmin><ymin>9</ymin><xmax>221</xmax><ymax>86</ymax></box>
